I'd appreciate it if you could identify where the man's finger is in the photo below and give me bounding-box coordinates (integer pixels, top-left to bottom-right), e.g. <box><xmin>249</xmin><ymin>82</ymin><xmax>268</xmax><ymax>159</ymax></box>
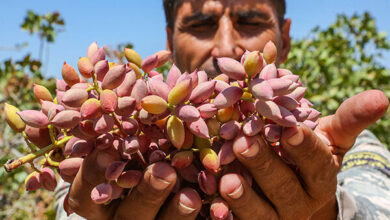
<box><xmin>232</xmin><ymin>136</ymin><xmax>311</xmax><ymax>217</ymax></box>
<box><xmin>114</xmin><ymin>162</ymin><xmax>177</xmax><ymax>220</ymax></box>
<box><xmin>219</xmin><ymin>173</ymin><xmax>277</xmax><ymax>220</ymax></box>
<box><xmin>158</xmin><ymin>187</ymin><xmax>202</xmax><ymax>220</ymax></box>
<box><xmin>317</xmin><ymin>90</ymin><xmax>388</xmax><ymax>153</ymax></box>
<box><xmin>68</xmin><ymin>147</ymin><xmax>121</xmax><ymax>219</ymax></box>
<box><xmin>281</xmin><ymin>124</ymin><xmax>338</xmax><ymax>201</ymax></box>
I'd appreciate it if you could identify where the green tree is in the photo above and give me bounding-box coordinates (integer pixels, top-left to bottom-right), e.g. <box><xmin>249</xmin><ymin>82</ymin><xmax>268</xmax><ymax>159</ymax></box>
<box><xmin>21</xmin><ymin>10</ymin><xmax>65</xmax><ymax>75</ymax></box>
<box><xmin>282</xmin><ymin>12</ymin><xmax>390</xmax><ymax>147</ymax></box>
<box><xmin>0</xmin><ymin>10</ymin><xmax>63</xmax><ymax>220</ymax></box>
<box><xmin>0</xmin><ymin>54</ymin><xmax>57</xmax><ymax>220</ymax></box>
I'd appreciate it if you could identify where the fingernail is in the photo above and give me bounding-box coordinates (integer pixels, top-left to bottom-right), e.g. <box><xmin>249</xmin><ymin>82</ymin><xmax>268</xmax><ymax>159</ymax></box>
<box><xmin>149</xmin><ymin>163</ymin><xmax>175</xmax><ymax>191</ymax></box>
<box><xmin>240</xmin><ymin>141</ymin><xmax>259</xmax><ymax>158</ymax></box>
<box><xmin>227</xmin><ymin>183</ymin><xmax>243</xmax><ymax>199</ymax></box>
<box><xmin>221</xmin><ymin>174</ymin><xmax>244</xmax><ymax>200</ymax></box>
<box><xmin>150</xmin><ymin>174</ymin><xmax>171</xmax><ymax>191</ymax></box>
<box><xmin>210</xmin><ymin>198</ymin><xmax>229</xmax><ymax>220</ymax></box>
<box><xmin>284</xmin><ymin>125</ymin><xmax>304</xmax><ymax>146</ymax></box>
<box><xmin>178</xmin><ymin>202</ymin><xmax>195</xmax><ymax>215</ymax></box>
<box><xmin>178</xmin><ymin>188</ymin><xmax>200</xmax><ymax>215</ymax></box>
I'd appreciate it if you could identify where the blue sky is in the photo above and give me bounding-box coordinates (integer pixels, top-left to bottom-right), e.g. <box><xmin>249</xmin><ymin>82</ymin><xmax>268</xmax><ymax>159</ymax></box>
<box><xmin>1</xmin><ymin>0</ymin><xmax>389</xmax><ymax>78</ymax></box>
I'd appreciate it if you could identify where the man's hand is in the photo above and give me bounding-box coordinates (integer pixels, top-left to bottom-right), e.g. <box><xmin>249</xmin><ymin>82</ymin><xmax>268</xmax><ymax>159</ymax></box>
<box><xmin>219</xmin><ymin>90</ymin><xmax>388</xmax><ymax>219</ymax></box>
<box><xmin>67</xmin><ymin>146</ymin><xmax>202</xmax><ymax>220</ymax></box>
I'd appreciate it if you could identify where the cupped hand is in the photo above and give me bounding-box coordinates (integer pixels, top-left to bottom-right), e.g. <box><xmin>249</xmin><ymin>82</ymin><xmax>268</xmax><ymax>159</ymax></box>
<box><xmin>219</xmin><ymin>90</ymin><xmax>388</xmax><ymax>220</ymax></box>
<box><xmin>67</xmin><ymin>146</ymin><xmax>202</xmax><ymax>220</ymax></box>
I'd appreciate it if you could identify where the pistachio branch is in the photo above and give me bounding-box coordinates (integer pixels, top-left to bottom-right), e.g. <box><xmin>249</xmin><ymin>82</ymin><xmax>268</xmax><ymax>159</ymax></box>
<box><xmin>4</xmin><ymin>135</ymin><xmax>72</xmax><ymax>172</ymax></box>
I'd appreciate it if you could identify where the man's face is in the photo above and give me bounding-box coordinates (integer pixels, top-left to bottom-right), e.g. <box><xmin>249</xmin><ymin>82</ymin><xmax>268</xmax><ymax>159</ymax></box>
<box><xmin>166</xmin><ymin>0</ymin><xmax>291</xmax><ymax>78</ymax></box>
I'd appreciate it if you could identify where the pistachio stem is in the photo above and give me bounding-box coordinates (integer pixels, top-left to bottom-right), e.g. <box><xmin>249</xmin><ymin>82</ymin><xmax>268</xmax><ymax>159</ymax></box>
<box><xmin>86</xmin><ymin>86</ymin><xmax>95</xmax><ymax>92</ymax></box>
<box><xmin>167</xmin><ymin>103</ymin><xmax>175</xmax><ymax>113</ymax></box>
<box><xmin>45</xmin><ymin>152</ymin><xmax>60</xmax><ymax>167</ymax></box>
<box><xmin>92</xmin><ymin>73</ymin><xmax>102</xmax><ymax>95</ymax></box>
<box><xmin>244</xmin><ymin>77</ymin><xmax>249</xmax><ymax>86</ymax></box>
<box><xmin>22</xmin><ymin>131</ymin><xmax>39</xmax><ymax>152</ymax></box>
<box><xmin>135</xmin><ymin>150</ymin><xmax>147</xmax><ymax>169</ymax></box>
<box><xmin>29</xmin><ymin>162</ymin><xmax>42</xmax><ymax>173</ymax></box>
<box><xmin>48</xmin><ymin>125</ymin><xmax>57</xmax><ymax>145</ymax></box>
<box><xmin>4</xmin><ymin>135</ymin><xmax>72</xmax><ymax>172</ymax></box>
<box><xmin>240</xmin><ymin>96</ymin><xmax>255</xmax><ymax>103</ymax></box>
<box><xmin>111</xmin><ymin>113</ymin><xmax>126</xmax><ymax>136</ymax></box>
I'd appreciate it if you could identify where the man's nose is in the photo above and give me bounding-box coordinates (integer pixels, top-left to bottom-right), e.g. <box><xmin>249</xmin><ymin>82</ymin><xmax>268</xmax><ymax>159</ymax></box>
<box><xmin>211</xmin><ymin>16</ymin><xmax>243</xmax><ymax>60</ymax></box>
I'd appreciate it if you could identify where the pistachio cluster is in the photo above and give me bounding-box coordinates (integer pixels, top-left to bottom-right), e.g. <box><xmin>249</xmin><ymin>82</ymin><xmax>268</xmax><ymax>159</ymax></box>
<box><xmin>3</xmin><ymin>41</ymin><xmax>320</xmax><ymax>219</ymax></box>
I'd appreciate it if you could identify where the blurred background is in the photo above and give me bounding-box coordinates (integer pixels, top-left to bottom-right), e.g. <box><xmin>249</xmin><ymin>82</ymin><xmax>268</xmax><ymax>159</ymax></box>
<box><xmin>0</xmin><ymin>0</ymin><xmax>389</xmax><ymax>219</ymax></box>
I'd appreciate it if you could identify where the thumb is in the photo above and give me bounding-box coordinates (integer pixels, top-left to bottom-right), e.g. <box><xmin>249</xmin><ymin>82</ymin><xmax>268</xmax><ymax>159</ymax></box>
<box><xmin>317</xmin><ymin>90</ymin><xmax>388</xmax><ymax>154</ymax></box>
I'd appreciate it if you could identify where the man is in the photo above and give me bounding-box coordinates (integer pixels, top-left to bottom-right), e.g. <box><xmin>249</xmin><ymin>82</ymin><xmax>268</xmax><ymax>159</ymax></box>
<box><xmin>57</xmin><ymin>0</ymin><xmax>390</xmax><ymax>219</ymax></box>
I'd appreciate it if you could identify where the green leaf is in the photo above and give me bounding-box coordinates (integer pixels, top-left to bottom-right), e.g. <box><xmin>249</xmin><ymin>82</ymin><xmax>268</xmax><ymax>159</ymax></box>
<box><xmin>282</xmin><ymin>12</ymin><xmax>390</xmax><ymax>148</ymax></box>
